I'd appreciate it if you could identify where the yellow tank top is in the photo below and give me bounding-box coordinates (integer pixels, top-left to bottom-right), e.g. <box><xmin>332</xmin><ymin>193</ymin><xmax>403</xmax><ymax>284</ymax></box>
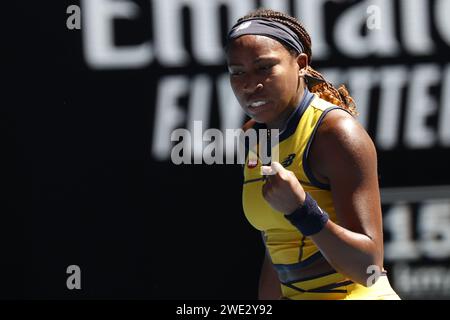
<box><xmin>242</xmin><ymin>90</ymin><xmax>401</xmax><ymax>299</ymax></box>
<box><xmin>242</xmin><ymin>89</ymin><xmax>344</xmax><ymax>267</ymax></box>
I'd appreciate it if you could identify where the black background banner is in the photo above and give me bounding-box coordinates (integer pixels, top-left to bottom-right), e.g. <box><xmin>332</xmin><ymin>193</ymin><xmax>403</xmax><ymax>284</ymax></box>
<box><xmin>5</xmin><ymin>0</ymin><xmax>450</xmax><ymax>299</ymax></box>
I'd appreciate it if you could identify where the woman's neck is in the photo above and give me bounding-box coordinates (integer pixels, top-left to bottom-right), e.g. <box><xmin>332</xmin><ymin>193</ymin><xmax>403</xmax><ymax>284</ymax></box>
<box><xmin>266</xmin><ymin>106</ymin><xmax>296</xmax><ymax>130</ymax></box>
<box><xmin>267</xmin><ymin>86</ymin><xmax>306</xmax><ymax>131</ymax></box>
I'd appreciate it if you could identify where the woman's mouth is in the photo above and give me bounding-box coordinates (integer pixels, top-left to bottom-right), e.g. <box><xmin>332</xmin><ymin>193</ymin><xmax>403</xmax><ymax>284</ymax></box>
<box><xmin>247</xmin><ymin>100</ymin><xmax>270</xmax><ymax>114</ymax></box>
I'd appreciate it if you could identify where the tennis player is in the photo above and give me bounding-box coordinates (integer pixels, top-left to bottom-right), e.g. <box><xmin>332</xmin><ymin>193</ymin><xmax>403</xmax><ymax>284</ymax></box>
<box><xmin>226</xmin><ymin>8</ymin><xmax>400</xmax><ymax>300</ymax></box>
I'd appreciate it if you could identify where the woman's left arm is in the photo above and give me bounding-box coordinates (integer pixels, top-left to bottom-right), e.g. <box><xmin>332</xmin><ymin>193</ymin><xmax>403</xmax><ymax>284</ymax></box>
<box><xmin>308</xmin><ymin>109</ymin><xmax>384</xmax><ymax>286</ymax></box>
<box><xmin>262</xmin><ymin>109</ymin><xmax>383</xmax><ymax>286</ymax></box>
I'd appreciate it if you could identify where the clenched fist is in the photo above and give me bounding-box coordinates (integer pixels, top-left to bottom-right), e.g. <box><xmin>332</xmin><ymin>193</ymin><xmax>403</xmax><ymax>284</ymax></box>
<box><xmin>261</xmin><ymin>162</ymin><xmax>307</xmax><ymax>215</ymax></box>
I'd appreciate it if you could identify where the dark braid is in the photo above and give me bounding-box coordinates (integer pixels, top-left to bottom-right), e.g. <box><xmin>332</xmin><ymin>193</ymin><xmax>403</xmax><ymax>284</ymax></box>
<box><xmin>235</xmin><ymin>9</ymin><xmax>357</xmax><ymax>115</ymax></box>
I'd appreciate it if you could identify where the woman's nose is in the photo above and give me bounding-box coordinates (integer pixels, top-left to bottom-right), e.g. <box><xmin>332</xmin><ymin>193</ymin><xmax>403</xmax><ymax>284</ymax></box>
<box><xmin>242</xmin><ymin>81</ymin><xmax>264</xmax><ymax>94</ymax></box>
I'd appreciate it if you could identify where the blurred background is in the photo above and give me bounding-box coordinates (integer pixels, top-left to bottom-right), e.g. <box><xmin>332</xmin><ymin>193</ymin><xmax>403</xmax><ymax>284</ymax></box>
<box><xmin>4</xmin><ymin>0</ymin><xmax>450</xmax><ymax>299</ymax></box>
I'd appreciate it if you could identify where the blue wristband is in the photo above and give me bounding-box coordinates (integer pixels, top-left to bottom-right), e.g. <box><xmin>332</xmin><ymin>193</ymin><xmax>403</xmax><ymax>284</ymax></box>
<box><xmin>284</xmin><ymin>193</ymin><xmax>329</xmax><ymax>236</ymax></box>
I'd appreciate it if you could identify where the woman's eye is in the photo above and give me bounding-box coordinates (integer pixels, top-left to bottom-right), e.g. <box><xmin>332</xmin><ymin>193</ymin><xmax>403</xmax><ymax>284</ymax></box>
<box><xmin>260</xmin><ymin>65</ymin><xmax>273</xmax><ymax>71</ymax></box>
<box><xmin>230</xmin><ymin>71</ymin><xmax>244</xmax><ymax>76</ymax></box>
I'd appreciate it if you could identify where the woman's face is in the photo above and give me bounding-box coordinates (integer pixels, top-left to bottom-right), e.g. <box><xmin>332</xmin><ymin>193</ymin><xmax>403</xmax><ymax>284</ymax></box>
<box><xmin>227</xmin><ymin>35</ymin><xmax>303</xmax><ymax>128</ymax></box>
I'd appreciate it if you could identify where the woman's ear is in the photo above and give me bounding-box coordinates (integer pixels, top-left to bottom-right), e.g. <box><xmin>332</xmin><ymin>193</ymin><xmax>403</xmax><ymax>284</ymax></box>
<box><xmin>296</xmin><ymin>53</ymin><xmax>309</xmax><ymax>70</ymax></box>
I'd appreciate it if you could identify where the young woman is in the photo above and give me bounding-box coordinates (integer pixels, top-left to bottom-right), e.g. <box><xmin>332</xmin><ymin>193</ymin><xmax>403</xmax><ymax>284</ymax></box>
<box><xmin>226</xmin><ymin>9</ymin><xmax>400</xmax><ymax>300</ymax></box>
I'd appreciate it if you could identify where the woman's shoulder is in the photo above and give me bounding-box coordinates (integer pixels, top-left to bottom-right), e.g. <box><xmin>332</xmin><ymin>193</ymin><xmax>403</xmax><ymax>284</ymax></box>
<box><xmin>310</xmin><ymin>107</ymin><xmax>377</xmax><ymax>177</ymax></box>
<box><xmin>317</xmin><ymin>107</ymin><xmax>360</xmax><ymax>137</ymax></box>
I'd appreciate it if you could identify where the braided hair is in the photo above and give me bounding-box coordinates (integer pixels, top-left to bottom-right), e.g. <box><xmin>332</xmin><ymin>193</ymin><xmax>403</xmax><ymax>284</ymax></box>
<box><xmin>234</xmin><ymin>8</ymin><xmax>357</xmax><ymax>115</ymax></box>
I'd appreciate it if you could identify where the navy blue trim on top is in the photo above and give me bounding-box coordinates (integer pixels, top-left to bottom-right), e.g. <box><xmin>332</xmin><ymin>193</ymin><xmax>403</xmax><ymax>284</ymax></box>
<box><xmin>307</xmin><ymin>280</ymin><xmax>354</xmax><ymax>292</ymax></box>
<box><xmin>243</xmin><ymin>177</ymin><xmax>265</xmax><ymax>185</ymax></box>
<box><xmin>281</xmin><ymin>270</ymin><xmax>337</xmax><ymax>286</ymax></box>
<box><xmin>272</xmin><ymin>250</ymin><xmax>324</xmax><ymax>271</ymax></box>
<box><xmin>282</xmin><ymin>282</ymin><xmax>307</xmax><ymax>293</ymax></box>
<box><xmin>302</xmin><ymin>106</ymin><xmax>351</xmax><ymax>190</ymax></box>
<box><xmin>280</xmin><ymin>272</ymin><xmax>349</xmax><ymax>294</ymax></box>
<box><xmin>253</xmin><ymin>87</ymin><xmax>315</xmax><ymax>144</ymax></box>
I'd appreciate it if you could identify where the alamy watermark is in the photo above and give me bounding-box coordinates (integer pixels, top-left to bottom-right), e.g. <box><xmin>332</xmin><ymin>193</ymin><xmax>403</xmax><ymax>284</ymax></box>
<box><xmin>66</xmin><ymin>5</ymin><xmax>81</xmax><ymax>30</ymax></box>
<box><xmin>366</xmin><ymin>5</ymin><xmax>381</xmax><ymax>30</ymax></box>
<box><xmin>66</xmin><ymin>265</ymin><xmax>81</xmax><ymax>290</ymax></box>
<box><xmin>170</xmin><ymin>121</ymin><xmax>279</xmax><ymax>168</ymax></box>
<box><xmin>366</xmin><ymin>264</ymin><xmax>382</xmax><ymax>287</ymax></box>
